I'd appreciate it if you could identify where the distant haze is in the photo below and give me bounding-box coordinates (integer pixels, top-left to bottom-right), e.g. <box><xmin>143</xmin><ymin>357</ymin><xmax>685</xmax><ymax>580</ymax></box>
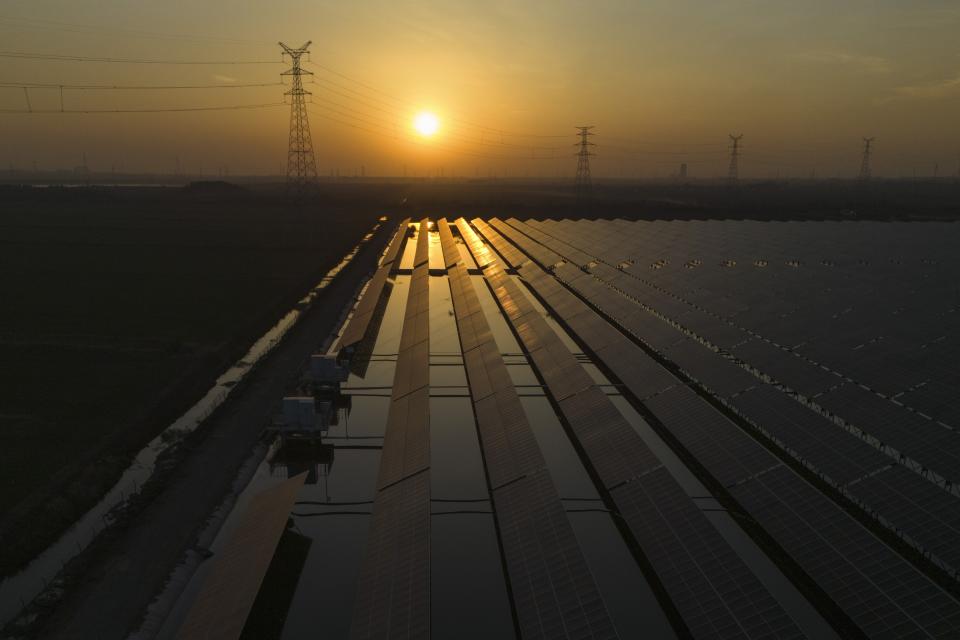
<box><xmin>1</xmin><ymin>0</ymin><xmax>959</xmax><ymax>178</ymax></box>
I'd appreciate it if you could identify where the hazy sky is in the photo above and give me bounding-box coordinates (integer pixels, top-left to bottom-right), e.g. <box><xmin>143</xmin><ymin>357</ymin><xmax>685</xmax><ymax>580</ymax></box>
<box><xmin>2</xmin><ymin>0</ymin><xmax>959</xmax><ymax>178</ymax></box>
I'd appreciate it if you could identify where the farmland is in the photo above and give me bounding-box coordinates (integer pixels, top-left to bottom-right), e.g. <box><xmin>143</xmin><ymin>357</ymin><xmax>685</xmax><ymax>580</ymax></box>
<box><xmin>0</xmin><ymin>185</ymin><xmax>378</xmax><ymax>574</ymax></box>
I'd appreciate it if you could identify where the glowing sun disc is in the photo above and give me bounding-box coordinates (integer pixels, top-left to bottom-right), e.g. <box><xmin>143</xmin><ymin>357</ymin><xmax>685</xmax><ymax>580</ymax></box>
<box><xmin>414</xmin><ymin>111</ymin><xmax>439</xmax><ymax>137</ymax></box>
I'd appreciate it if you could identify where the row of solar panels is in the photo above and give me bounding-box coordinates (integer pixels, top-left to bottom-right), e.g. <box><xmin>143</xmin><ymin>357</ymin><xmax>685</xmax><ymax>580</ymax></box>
<box><xmin>471</xmin><ymin>219</ymin><xmax>806</xmax><ymax>639</ymax></box>
<box><xmin>516</xmin><ymin>218</ymin><xmax>960</xmax><ymax>572</ymax></box>
<box><xmin>438</xmin><ymin>218</ymin><xmax>620</xmax><ymax>640</ymax></box>
<box><xmin>486</xmin><ymin>217</ymin><xmax>960</xmax><ymax>638</ymax></box>
<box><xmin>526</xmin><ymin>218</ymin><xmax>960</xmax><ymax>477</ymax></box>
<box><xmin>338</xmin><ymin>218</ymin><xmax>410</xmax><ymax>350</ymax></box>
<box><xmin>351</xmin><ymin>219</ymin><xmax>432</xmax><ymax>640</ymax></box>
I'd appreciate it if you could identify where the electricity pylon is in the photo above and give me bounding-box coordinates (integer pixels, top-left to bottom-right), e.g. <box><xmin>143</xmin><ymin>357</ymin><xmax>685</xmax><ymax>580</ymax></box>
<box><xmin>575</xmin><ymin>126</ymin><xmax>595</xmax><ymax>205</ymax></box>
<box><xmin>280</xmin><ymin>41</ymin><xmax>318</xmax><ymax>195</ymax></box>
<box><xmin>727</xmin><ymin>134</ymin><xmax>743</xmax><ymax>183</ymax></box>
<box><xmin>859</xmin><ymin>137</ymin><xmax>875</xmax><ymax>181</ymax></box>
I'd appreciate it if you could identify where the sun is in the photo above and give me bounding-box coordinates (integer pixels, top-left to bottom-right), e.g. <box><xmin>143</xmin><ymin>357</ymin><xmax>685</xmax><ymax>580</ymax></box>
<box><xmin>413</xmin><ymin>111</ymin><xmax>439</xmax><ymax>137</ymax></box>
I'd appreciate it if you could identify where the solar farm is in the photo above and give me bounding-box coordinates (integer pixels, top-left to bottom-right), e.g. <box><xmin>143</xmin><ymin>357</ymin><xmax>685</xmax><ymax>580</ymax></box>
<box><xmin>166</xmin><ymin>217</ymin><xmax>960</xmax><ymax>640</ymax></box>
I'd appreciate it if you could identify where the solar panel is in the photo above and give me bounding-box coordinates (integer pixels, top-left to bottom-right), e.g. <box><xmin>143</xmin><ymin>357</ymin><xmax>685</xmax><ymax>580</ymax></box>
<box><xmin>382</xmin><ymin>218</ymin><xmax>411</xmax><ymax>268</ymax></box>
<box><xmin>558</xmin><ymin>387</ymin><xmax>661</xmax><ymax>488</ymax></box>
<box><xmin>901</xmin><ymin>380</ymin><xmax>960</xmax><ymax>422</ymax></box>
<box><xmin>437</xmin><ymin>218</ymin><xmax>460</xmax><ymax>268</ymax></box>
<box><xmin>818</xmin><ymin>383</ymin><xmax>960</xmax><ymax>482</ymax></box>
<box><xmin>392</xmin><ymin>339</ymin><xmax>429</xmax><ymax>399</ymax></box>
<box><xmin>732</xmin><ymin>340</ymin><xmax>838</xmax><ymax>397</ymax></box>
<box><xmin>526</xmin><ymin>342</ymin><xmax>595</xmax><ymax>402</ymax></box>
<box><xmin>413</xmin><ymin>218</ymin><xmax>430</xmax><ymax>268</ymax></box>
<box><xmin>493</xmin><ymin>468</ymin><xmax>619</xmax><ymax>640</ymax></box>
<box><xmin>377</xmin><ymin>386</ymin><xmax>430</xmax><ymax>490</ymax></box>
<box><xmin>612</xmin><ymin>468</ymin><xmax>804</xmax><ymax>640</ymax></box>
<box><xmin>353</xmin><ymin>232</ymin><xmax>432</xmax><ymax>636</ymax></box>
<box><xmin>847</xmin><ymin>464</ymin><xmax>960</xmax><ymax>570</ymax></box>
<box><xmin>177</xmin><ymin>473</ymin><xmax>307</xmax><ymax>640</ymax></box>
<box><xmin>338</xmin><ymin>264</ymin><xmax>392</xmax><ymax>350</ymax></box>
<box><xmin>661</xmin><ymin>338</ymin><xmax>757</xmax><ymax>399</ymax></box>
<box><xmin>472</xmin><ymin>218</ymin><xmax>527</xmax><ymax>268</ymax></box>
<box><xmin>455</xmin><ymin>218</ymin><xmax>495</xmax><ymax>268</ymax></box>
<box><xmin>730</xmin><ymin>466</ymin><xmax>960</xmax><ymax>639</ymax></box>
<box><xmin>462</xmin><ymin>340</ymin><xmax>514</xmax><ymax>402</ymax></box>
<box><xmin>593</xmin><ymin>342</ymin><xmax>677</xmax><ymax>401</ymax></box>
<box><xmin>731</xmin><ymin>385</ymin><xmax>889</xmax><ymax>486</ymax></box>
<box><xmin>644</xmin><ymin>386</ymin><xmax>778</xmax><ymax>487</ymax></box>
<box><xmin>350</xmin><ymin>472</ymin><xmax>431</xmax><ymax>640</ymax></box>
<box><xmin>502</xmin><ymin>218</ymin><xmax>595</xmax><ymax>268</ymax></box>
<box><xmin>471</xmin><ymin>389</ymin><xmax>546</xmax><ymax>489</ymax></box>
<box><xmin>338</xmin><ymin>219</ymin><xmax>412</xmax><ymax>349</ymax></box>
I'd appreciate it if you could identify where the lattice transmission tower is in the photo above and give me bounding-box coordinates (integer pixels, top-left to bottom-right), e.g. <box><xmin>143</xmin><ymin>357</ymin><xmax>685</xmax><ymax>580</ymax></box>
<box><xmin>575</xmin><ymin>126</ymin><xmax>595</xmax><ymax>204</ymax></box>
<box><xmin>727</xmin><ymin>134</ymin><xmax>743</xmax><ymax>183</ymax></box>
<box><xmin>280</xmin><ymin>41</ymin><xmax>318</xmax><ymax>195</ymax></box>
<box><xmin>859</xmin><ymin>137</ymin><xmax>875</xmax><ymax>181</ymax></box>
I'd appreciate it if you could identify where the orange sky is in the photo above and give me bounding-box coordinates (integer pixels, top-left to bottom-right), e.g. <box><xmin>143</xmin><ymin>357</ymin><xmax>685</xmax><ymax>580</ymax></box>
<box><xmin>1</xmin><ymin>1</ymin><xmax>959</xmax><ymax>178</ymax></box>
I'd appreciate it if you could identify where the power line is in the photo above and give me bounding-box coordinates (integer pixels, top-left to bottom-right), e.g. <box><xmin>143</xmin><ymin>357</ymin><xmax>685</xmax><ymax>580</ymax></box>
<box><xmin>0</xmin><ymin>49</ymin><xmax>281</xmax><ymax>64</ymax></box>
<box><xmin>307</xmin><ymin>87</ymin><xmax>566</xmax><ymax>153</ymax></box>
<box><xmin>601</xmin><ymin>137</ymin><xmax>724</xmax><ymax>149</ymax></box>
<box><xmin>3</xmin><ymin>45</ymin><xmax>571</xmax><ymax>142</ymax></box>
<box><xmin>602</xmin><ymin>145</ymin><xmax>726</xmax><ymax>157</ymax></box>
<box><xmin>302</xmin><ymin>87</ymin><xmax>568</xmax><ymax>160</ymax></box>
<box><xmin>306</xmin><ymin>105</ymin><xmax>563</xmax><ymax>162</ymax></box>
<box><xmin>0</xmin><ymin>81</ymin><xmax>283</xmax><ymax>90</ymax></box>
<box><xmin>0</xmin><ymin>15</ymin><xmax>272</xmax><ymax>47</ymax></box>
<box><xmin>0</xmin><ymin>101</ymin><xmax>285</xmax><ymax>114</ymax></box>
<box><xmin>306</xmin><ymin>61</ymin><xmax>570</xmax><ymax>139</ymax></box>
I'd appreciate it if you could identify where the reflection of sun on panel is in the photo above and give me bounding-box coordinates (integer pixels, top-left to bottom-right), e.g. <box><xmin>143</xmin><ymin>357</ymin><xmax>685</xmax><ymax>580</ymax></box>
<box><xmin>413</xmin><ymin>111</ymin><xmax>439</xmax><ymax>137</ymax></box>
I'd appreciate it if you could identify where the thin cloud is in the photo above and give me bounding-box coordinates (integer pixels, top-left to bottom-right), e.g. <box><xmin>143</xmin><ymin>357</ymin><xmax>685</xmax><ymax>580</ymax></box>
<box><xmin>797</xmin><ymin>50</ymin><xmax>892</xmax><ymax>74</ymax></box>
<box><xmin>881</xmin><ymin>75</ymin><xmax>960</xmax><ymax>103</ymax></box>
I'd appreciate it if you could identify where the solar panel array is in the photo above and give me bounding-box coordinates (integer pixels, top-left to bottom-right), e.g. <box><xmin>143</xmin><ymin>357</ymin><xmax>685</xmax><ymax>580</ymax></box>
<box><xmin>730</xmin><ymin>466</ymin><xmax>960</xmax><ymax>639</ymax></box>
<box><xmin>845</xmin><ymin>464</ymin><xmax>960</xmax><ymax>570</ymax></box>
<box><xmin>438</xmin><ymin>218</ymin><xmax>619</xmax><ymax>639</ymax></box>
<box><xmin>351</xmin><ymin>219</ymin><xmax>432</xmax><ymax>640</ymax></box>
<box><xmin>339</xmin><ymin>218</ymin><xmax>410</xmax><ymax>350</ymax></box>
<box><xmin>527</xmin><ymin>218</ymin><xmax>960</xmax><ymax>482</ymax></box>
<box><xmin>465</xmin><ymin>219</ymin><xmax>805</xmax><ymax>640</ymax></box>
<box><xmin>439</xmin><ymin>219</ymin><xmax>617</xmax><ymax>638</ymax></box>
<box><xmin>507</xmin><ymin>217</ymin><xmax>960</xmax><ymax>576</ymax></box>
<box><xmin>489</xmin><ymin>217</ymin><xmax>960</xmax><ymax>638</ymax></box>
